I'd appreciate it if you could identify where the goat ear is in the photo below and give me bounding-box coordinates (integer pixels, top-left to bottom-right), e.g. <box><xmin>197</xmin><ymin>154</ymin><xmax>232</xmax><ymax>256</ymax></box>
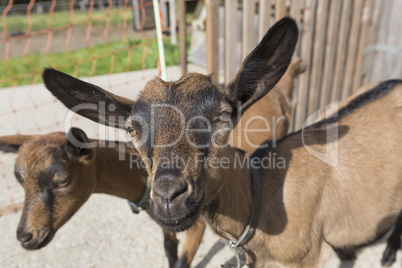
<box><xmin>224</xmin><ymin>17</ymin><xmax>299</xmax><ymax>118</ymax></box>
<box><xmin>66</xmin><ymin>128</ymin><xmax>93</xmax><ymax>161</ymax></box>
<box><xmin>0</xmin><ymin>135</ymin><xmax>39</xmax><ymax>153</ymax></box>
<box><xmin>42</xmin><ymin>68</ymin><xmax>134</xmax><ymax>129</ymax></box>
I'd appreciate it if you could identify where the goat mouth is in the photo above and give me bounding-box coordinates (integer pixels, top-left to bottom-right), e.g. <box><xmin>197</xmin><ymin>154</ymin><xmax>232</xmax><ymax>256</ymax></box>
<box><xmin>153</xmin><ymin>209</ymin><xmax>200</xmax><ymax>232</ymax></box>
<box><xmin>151</xmin><ymin>194</ymin><xmax>204</xmax><ymax>232</ymax></box>
<box><xmin>22</xmin><ymin>229</ymin><xmax>55</xmax><ymax>250</ymax></box>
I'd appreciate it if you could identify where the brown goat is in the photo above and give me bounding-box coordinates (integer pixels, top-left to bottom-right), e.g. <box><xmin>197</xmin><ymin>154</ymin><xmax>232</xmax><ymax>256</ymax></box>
<box><xmin>1</xmin><ymin>60</ymin><xmax>304</xmax><ymax>267</ymax></box>
<box><xmin>41</xmin><ymin>17</ymin><xmax>402</xmax><ymax>267</ymax></box>
<box><xmin>0</xmin><ymin>130</ymin><xmax>202</xmax><ymax>268</ymax></box>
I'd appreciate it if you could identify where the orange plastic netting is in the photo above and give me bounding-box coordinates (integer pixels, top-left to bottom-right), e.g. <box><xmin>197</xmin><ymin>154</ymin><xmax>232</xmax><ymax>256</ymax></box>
<box><xmin>0</xmin><ymin>0</ymin><xmax>164</xmax><ymax>215</ymax></box>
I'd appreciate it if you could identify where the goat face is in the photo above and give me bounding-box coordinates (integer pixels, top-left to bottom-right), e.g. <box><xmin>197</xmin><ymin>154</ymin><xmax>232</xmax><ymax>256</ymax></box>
<box><xmin>124</xmin><ymin>73</ymin><xmax>233</xmax><ymax>231</ymax></box>
<box><xmin>4</xmin><ymin>129</ymin><xmax>95</xmax><ymax>250</ymax></box>
<box><xmin>42</xmin><ymin>18</ymin><xmax>298</xmax><ymax>232</ymax></box>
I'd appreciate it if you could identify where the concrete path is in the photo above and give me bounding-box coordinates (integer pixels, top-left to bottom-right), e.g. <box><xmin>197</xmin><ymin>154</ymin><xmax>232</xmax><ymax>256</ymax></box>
<box><xmin>0</xmin><ymin>65</ymin><xmax>400</xmax><ymax>267</ymax></box>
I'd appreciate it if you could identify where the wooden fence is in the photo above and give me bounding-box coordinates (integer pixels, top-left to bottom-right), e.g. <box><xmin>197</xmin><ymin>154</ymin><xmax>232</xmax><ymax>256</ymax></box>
<box><xmin>204</xmin><ymin>0</ymin><xmax>402</xmax><ymax>131</ymax></box>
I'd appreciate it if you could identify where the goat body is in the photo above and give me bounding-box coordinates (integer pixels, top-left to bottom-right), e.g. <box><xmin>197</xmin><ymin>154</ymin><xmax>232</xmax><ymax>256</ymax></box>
<box><xmin>39</xmin><ymin>18</ymin><xmax>402</xmax><ymax>267</ymax></box>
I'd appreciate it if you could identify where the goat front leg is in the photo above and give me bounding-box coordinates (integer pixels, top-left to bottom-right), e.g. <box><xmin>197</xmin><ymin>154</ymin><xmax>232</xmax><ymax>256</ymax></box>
<box><xmin>163</xmin><ymin>230</ymin><xmax>179</xmax><ymax>268</ymax></box>
<box><xmin>174</xmin><ymin>219</ymin><xmax>206</xmax><ymax>268</ymax></box>
<box><xmin>381</xmin><ymin>211</ymin><xmax>402</xmax><ymax>267</ymax></box>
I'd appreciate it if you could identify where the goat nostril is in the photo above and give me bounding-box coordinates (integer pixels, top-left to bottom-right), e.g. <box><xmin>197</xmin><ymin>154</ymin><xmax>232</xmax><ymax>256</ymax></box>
<box><xmin>170</xmin><ymin>184</ymin><xmax>188</xmax><ymax>201</ymax></box>
<box><xmin>154</xmin><ymin>181</ymin><xmax>188</xmax><ymax>203</ymax></box>
<box><xmin>19</xmin><ymin>232</ymin><xmax>33</xmax><ymax>244</ymax></box>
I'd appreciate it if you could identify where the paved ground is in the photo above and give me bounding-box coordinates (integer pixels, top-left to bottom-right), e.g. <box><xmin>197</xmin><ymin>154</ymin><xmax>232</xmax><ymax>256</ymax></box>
<box><xmin>0</xmin><ymin>66</ymin><xmax>401</xmax><ymax>267</ymax></box>
<box><xmin>0</xmin><ymin>193</ymin><xmax>401</xmax><ymax>268</ymax></box>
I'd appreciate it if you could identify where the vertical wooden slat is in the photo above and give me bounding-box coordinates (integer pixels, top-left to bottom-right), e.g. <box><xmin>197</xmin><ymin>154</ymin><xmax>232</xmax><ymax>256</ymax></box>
<box><xmin>290</xmin><ymin>0</ymin><xmax>302</xmax><ymax>56</ymax></box>
<box><xmin>275</xmin><ymin>0</ymin><xmax>287</xmax><ymax>21</ymax></box>
<box><xmin>258</xmin><ymin>0</ymin><xmax>272</xmax><ymax>42</ymax></box>
<box><xmin>384</xmin><ymin>0</ymin><xmax>400</xmax><ymax>79</ymax></box>
<box><xmin>341</xmin><ymin>0</ymin><xmax>364</xmax><ymax>100</ymax></box>
<box><xmin>330</xmin><ymin>0</ymin><xmax>352</xmax><ymax>102</ymax></box>
<box><xmin>319</xmin><ymin>0</ymin><xmax>342</xmax><ymax>108</ymax></box>
<box><xmin>242</xmin><ymin>0</ymin><xmax>255</xmax><ymax>60</ymax></box>
<box><xmin>307</xmin><ymin>0</ymin><xmax>329</xmax><ymax>115</ymax></box>
<box><xmin>294</xmin><ymin>0</ymin><xmax>317</xmax><ymax>130</ymax></box>
<box><xmin>169</xmin><ymin>0</ymin><xmax>177</xmax><ymax>45</ymax></box>
<box><xmin>225</xmin><ymin>0</ymin><xmax>238</xmax><ymax>83</ymax></box>
<box><xmin>371</xmin><ymin>0</ymin><xmax>392</xmax><ymax>82</ymax></box>
<box><xmin>205</xmin><ymin>0</ymin><xmax>219</xmax><ymax>81</ymax></box>
<box><xmin>288</xmin><ymin>0</ymin><xmax>302</xmax><ymax>132</ymax></box>
<box><xmin>178</xmin><ymin>0</ymin><xmax>187</xmax><ymax>75</ymax></box>
<box><xmin>290</xmin><ymin>0</ymin><xmax>301</xmax><ymax>22</ymax></box>
<box><xmin>352</xmin><ymin>0</ymin><xmax>370</xmax><ymax>92</ymax></box>
<box><xmin>361</xmin><ymin>0</ymin><xmax>382</xmax><ymax>85</ymax></box>
<box><xmin>398</xmin><ymin>1</ymin><xmax>402</xmax><ymax>79</ymax></box>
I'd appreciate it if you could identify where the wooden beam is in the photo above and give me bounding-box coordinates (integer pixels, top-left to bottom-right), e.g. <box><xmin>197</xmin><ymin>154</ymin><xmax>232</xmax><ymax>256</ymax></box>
<box><xmin>319</xmin><ymin>0</ymin><xmax>341</xmax><ymax>108</ymax></box>
<box><xmin>169</xmin><ymin>0</ymin><xmax>177</xmax><ymax>45</ymax></box>
<box><xmin>330</xmin><ymin>1</ymin><xmax>353</xmax><ymax>102</ymax></box>
<box><xmin>275</xmin><ymin>0</ymin><xmax>287</xmax><ymax>21</ymax></box>
<box><xmin>341</xmin><ymin>0</ymin><xmax>364</xmax><ymax>99</ymax></box>
<box><xmin>242</xmin><ymin>0</ymin><xmax>255</xmax><ymax>60</ymax></box>
<box><xmin>258</xmin><ymin>0</ymin><xmax>272</xmax><ymax>42</ymax></box>
<box><xmin>178</xmin><ymin>0</ymin><xmax>187</xmax><ymax>75</ymax></box>
<box><xmin>225</xmin><ymin>0</ymin><xmax>238</xmax><ymax>83</ymax></box>
<box><xmin>308</xmin><ymin>0</ymin><xmax>329</xmax><ymax>116</ymax></box>
<box><xmin>205</xmin><ymin>0</ymin><xmax>219</xmax><ymax>81</ymax></box>
<box><xmin>294</xmin><ymin>0</ymin><xmax>317</xmax><ymax>130</ymax></box>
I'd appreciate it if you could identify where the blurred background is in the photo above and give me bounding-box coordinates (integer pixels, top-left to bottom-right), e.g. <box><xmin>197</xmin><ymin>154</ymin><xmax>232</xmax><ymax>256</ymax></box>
<box><xmin>0</xmin><ymin>0</ymin><xmax>401</xmax><ymax>267</ymax></box>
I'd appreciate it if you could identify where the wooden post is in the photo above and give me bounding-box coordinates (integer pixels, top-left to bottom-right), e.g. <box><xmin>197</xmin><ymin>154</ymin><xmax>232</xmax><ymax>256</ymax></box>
<box><xmin>341</xmin><ymin>0</ymin><xmax>364</xmax><ymax>100</ymax></box>
<box><xmin>225</xmin><ymin>0</ymin><xmax>238</xmax><ymax>83</ymax></box>
<box><xmin>275</xmin><ymin>0</ymin><xmax>287</xmax><ymax>21</ymax></box>
<box><xmin>294</xmin><ymin>0</ymin><xmax>317</xmax><ymax>130</ymax></box>
<box><xmin>353</xmin><ymin>0</ymin><xmax>370</xmax><ymax>92</ymax></box>
<box><xmin>169</xmin><ymin>0</ymin><xmax>177</xmax><ymax>45</ymax></box>
<box><xmin>288</xmin><ymin>0</ymin><xmax>301</xmax><ymax>132</ymax></box>
<box><xmin>319</xmin><ymin>0</ymin><xmax>342</xmax><ymax>108</ymax></box>
<box><xmin>383</xmin><ymin>0</ymin><xmax>400</xmax><ymax>80</ymax></box>
<box><xmin>330</xmin><ymin>1</ymin><xmax>353</xmax><ymax>103</ymax></box>
<box><xmin>178</xmin><ymin>0</ymin><xmax>187</xmax><ymax>75</ymax></box>
<box><xmin>307</xmin><ymin>0</ymin><xmax>329</xmax><ymax>116</ymax></box>
<box><xmin>205</xmin><ymin>0</ymin><xmax>219</xmax><ymax>82</ymax></box>
<box><xmin>242</xmin><ymin>0</ymin><xmax>255</xmax><ymax>60</ymax></box>
<box><xmin>371</xmin><ymin>0</ymin><xmax>392</xmax><ymax>82</ymax></box>
<box><xmin>361</xmin><ymin>0</ymin><xmax>383</xmax><ymax>85</ymax></box>
<box><xmin>290</xmin><ymin>0</ymin><xmax>301</xmax><ymax>54</ymax></box>
<box><xmin>258</xmin><ymin>0</ymin><xmax>272</xmax><ymax>42</ymax></box>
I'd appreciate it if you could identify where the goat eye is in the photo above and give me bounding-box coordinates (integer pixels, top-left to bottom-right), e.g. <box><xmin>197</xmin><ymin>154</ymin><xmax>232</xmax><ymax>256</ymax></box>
<box><xmin>126</xmin><ymin>127</ymin><xmax>137</xmax><ymax>136</ymax></box>
<box><xmin>56</xmin><ymin>178</ymin><xmax>70</xmax><ymax>188</ymax></box>
<box><xmin>215</xmin><ymin>112</ymin><xmax>231</xmax><ymax>123</ymax></box>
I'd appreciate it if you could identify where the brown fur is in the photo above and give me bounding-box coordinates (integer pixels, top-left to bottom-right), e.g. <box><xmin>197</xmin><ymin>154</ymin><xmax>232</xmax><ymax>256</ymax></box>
<box><xmin>40</xmin><ymin>18</ymin><xmax>401</xmax><ymax>267</ymax></box>
<box><xmin>1</xmin><ymin>60</ymin><xmax>304</xmax><ymax>268</ymax></box>
<box><xmin>1</xmin><ymin>132</ymin><xmax>201</xmax><ymax>267</ymax></box>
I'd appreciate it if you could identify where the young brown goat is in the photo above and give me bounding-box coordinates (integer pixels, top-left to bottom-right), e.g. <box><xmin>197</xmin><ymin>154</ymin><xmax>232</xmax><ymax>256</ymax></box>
<box><xmin>40</xmin><ymin>18</ymin><xmax>402</xmax><ymax>267</ymax></box>
<box><xmin>0</xmin><ymin>129</ymin><xmax>203</xmax><ymax>268</ymax></box>
<box><xmin>0</xmin><ymin>61</ymin><xmax>304</xmax><ymax>268</ymax></box>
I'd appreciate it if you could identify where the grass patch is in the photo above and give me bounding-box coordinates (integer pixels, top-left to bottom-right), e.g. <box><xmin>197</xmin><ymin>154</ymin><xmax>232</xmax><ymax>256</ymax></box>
<box><xmin>0</xmin><ymin>37</ymin><xmax>184</xmax><ymax>88</ymax></box>
<box><xmin>1</xmin><ymin>9</ymin><xmax>134</xmax><ymax>33</ymax></box>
